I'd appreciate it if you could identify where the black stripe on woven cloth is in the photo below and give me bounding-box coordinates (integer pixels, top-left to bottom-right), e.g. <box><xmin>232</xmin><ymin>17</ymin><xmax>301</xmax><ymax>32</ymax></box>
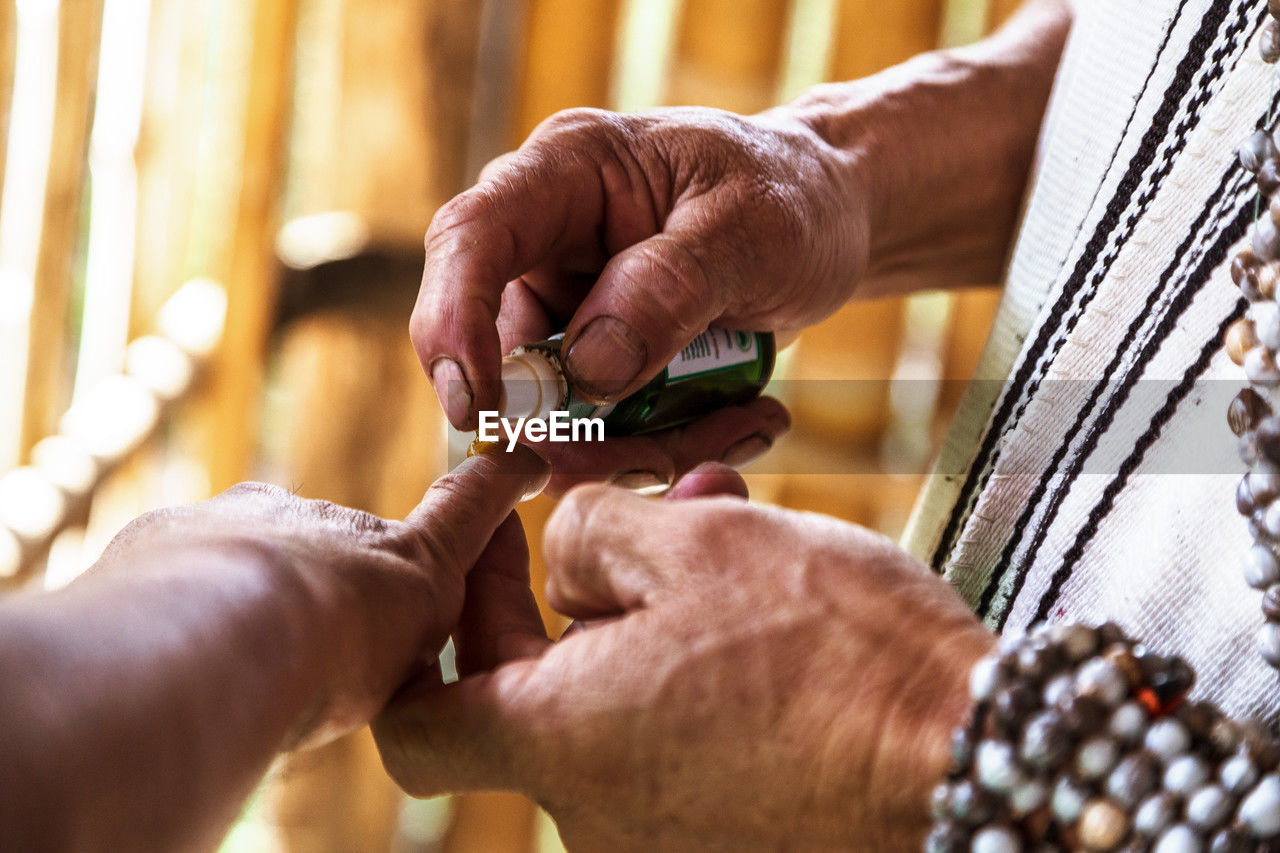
<box><xmin>929</xmin><ymin>0</ymin><xmax>1241</xmax><ymax>572</ymax></box>
<box><xmin>986</xmin><ymin>166</ymin><xmax>1254</xmax><ymax>629</ymax></box>
<box><xmin>984</xmin><ymin>67</ymin><xmax>1280</xmax><ymax>627</ymax></box>
<box><xmin>1029</xmin><ymin>299</ymin><xmax>1248</xmax><ymax>625</ymax></box>
<box><xmin>935</xmin><ymin>0</ymin><xmax>1256</xmax><ymax>576</ymax></box>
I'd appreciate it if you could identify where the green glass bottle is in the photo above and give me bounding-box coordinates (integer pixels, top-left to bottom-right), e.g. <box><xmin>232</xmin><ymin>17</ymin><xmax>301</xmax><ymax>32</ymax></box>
<box><xmin>498</xmin><ymin>327</ymin><xmax>775</xmax><ymax>436</ymax></box>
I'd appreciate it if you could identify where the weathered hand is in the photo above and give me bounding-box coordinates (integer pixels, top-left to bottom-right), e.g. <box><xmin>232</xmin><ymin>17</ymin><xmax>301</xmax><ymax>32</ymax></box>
<box><xmin>373</xmin><ymin>466</ymin><xmax>993</xmax><ymax>851</ymax></box>
<box><xmin>412</xmin><ymin>105</ymin><xmax>870</xmax><ymax>431</ymax></box>
<box><xmin>88</xmin><ymin>446</ymin><xmax>549</xmax><ymax>747</ymax></box>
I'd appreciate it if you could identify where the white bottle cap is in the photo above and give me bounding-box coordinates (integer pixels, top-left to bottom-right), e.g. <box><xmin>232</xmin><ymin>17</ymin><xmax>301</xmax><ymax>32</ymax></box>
<box><xmin>500</xmin><ymin>350</ymin><xmax>567</xmax><ymax>421</ymax></box>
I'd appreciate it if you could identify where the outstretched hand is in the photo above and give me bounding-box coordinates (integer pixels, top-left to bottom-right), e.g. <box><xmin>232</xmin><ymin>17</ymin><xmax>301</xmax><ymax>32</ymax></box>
<box><xmin>374</xmin><ymin>464</ymin><xmax>993</xmax><ymax>850</ymax></box>
<box><xmin>87</xmin><ymin>446</ymin><xmax>549</xmax><ymax>747</ymax></box>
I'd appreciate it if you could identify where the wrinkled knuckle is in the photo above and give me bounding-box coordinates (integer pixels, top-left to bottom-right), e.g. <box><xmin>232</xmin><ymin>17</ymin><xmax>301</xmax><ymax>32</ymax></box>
<box><xmin>686</xmin><ymin>500</ymin><xmax>752</xmax><ymax>550</ymax></box>
<box><xmin>671</xmin><ymin>114</ymin><xmax>753</xmax><ymax>179</ymax></box>
<box><xmin>335</xmin><ymin>503</ymin><xmax>389</xmax><ymax>536</ymax></box>
<box><xmin>534</xmin><ymin>106</ymin><xmax>615</xmax><ymax>141</ymax></box>
<box><xmin>427</xmin><ymin>193</ymin><xmax>490</xmax><ymax>247</ymax></box>
<box><xmin>118</xmin><ymin>506</ymin><xmax>178</xmax><ymax>537</ymax></box>
<box><xmin>408</xmin><ymin>304</ymin><xmax>432</xmax><ymax>349</ymax></box>
<box><xmin>625</xmin><ymin>240</ymin><xmax>715</xmax><ymax>332</ymax></box>
<box><xmin>544</xmin><ymin>484</ymin><xmax>609</xmax><ymax>573</ymax></box>
<box><xmin>224</xmin><ymin>481</ymin><xmax>291</xmax><ymax>502</ymax></box>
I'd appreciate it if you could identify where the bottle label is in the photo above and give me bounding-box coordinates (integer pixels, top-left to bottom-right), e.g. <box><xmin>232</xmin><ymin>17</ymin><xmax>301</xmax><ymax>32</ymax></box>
<box><xmin>665</xmin><ymin>328</ymin><xmax>760</xmax><ymax>381</ymax></box>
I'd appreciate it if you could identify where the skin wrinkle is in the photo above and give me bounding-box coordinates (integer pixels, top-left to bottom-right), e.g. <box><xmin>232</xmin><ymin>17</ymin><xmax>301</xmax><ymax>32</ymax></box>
<box><xmin>375</xmin><ymin>4</ymin><xmax>1073</xmax><ymax>847</ymax></box>
<box><xmin>596</xmin><ymin>123</ymin><xmax>667</xmax><ymax>254</ymax></box>
<box><xmin>543</xmin><ymin>486</ymin><xmax>617</xmax><ymax>615</ymax></box>
<box><xmin>0</xmin><ymin>443</ymin><xmax>552</xmax><ymax>849</ymax></box>
<box><xmin>604</xmin><ymin>234</ymin><xmax>718</xmax><ymax>343</ymax></box>
<box><xmin>378</xmin><ymin>478</ymin><xmax>998</xmax><ymax>848</ymax></box>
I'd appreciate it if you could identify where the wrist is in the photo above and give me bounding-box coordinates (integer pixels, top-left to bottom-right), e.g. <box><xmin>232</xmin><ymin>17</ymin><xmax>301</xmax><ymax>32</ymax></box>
<box><xmin>867</xmin><ymin>621</ymin><xmax>996</xmax><ymax>848</ymax></box>
<box><xmin>769</xmin><ymin>7</ymin><xmax>1068</xmax><ymax>295</ymax></box>
<box><xmin>142</xmin><ymin>536</ymin><xmax>343</xmax><ymax>746</ymax></box>
<box><xmin>764</xmin><ymin>80</ymin><xmax>887</xmax><ymax>277</ymax></box>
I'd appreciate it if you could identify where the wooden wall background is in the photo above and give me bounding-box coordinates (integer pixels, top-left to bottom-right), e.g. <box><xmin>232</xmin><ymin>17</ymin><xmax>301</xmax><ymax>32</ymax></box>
<box><xmin>0</xmin><ymin>0</ymin><xmax>1029</xmax><ymax>850</ymax></box>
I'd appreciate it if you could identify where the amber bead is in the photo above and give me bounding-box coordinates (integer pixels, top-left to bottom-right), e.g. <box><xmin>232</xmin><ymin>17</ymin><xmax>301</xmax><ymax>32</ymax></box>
<box><xmin>1078</xmin><ymin>799</ymin><xmax>1129</xmax><ymax>850</ymax></box>
<box><xmin>1136</xmin><ymin>656</ymin><xmax>1194</xmax><ymax>717</ymax></box>
<box><xmin>1240</xmin><ymin>267</ymin><xmax>1265</xmax><ymax>301</ymax></box>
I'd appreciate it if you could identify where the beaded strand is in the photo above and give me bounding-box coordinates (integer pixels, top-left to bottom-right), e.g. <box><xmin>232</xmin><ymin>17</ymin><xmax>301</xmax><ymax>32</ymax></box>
<box><xmin>1226</xmin><ymin>8</ymin><xmax>1280</xmax><ymax>672</ymax></box>
<box><xmin>928</xmin><ymin>623</ymin><xmax>1280</xmax><ymax>852</ymax></box>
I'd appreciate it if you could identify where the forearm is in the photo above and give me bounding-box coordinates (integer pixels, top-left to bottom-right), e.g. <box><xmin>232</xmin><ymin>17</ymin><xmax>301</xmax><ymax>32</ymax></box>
<box><xmin>0</xmin><ymin>547</ymin><xmax>330</xmax><ymax>851</ymax></box>
<box><xmin>776</xmin><ymin>0</ymin><xmax>1072</xmax><ymax>297</ymax></box>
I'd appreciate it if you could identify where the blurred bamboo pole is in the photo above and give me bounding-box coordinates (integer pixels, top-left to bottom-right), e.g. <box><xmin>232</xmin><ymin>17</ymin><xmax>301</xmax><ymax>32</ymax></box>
<box><xmin>269</xmin><ymin>2</ymin><xmax>488</xmax><ymax>851</ymax></box>
<box><xmin>205</xmin><ymin>0</ymin><xmax>298</xmax><ymax>491</ymax></box>
<box><xmin>20</xmin><ymin>0</ymin><xmax>105</xmax><ymax>458</ymax></box>
<box><xmin>666</xmin><ymin>0</ymin><xmax>789</xmax><ymax>113</ymax></box>
<box><xmin>270</xmin><ymin>315</ymin><xmax>437</xmax><ymax>853</ymax></box>
<box><xmin>783</xmin><ymin>0</ymin><xmax>945</xmax><ymax>450</ymax></box>
<box><xmin>0</xmin><ymin>0</ymin><xmax>15</xmax><ymax>206</ymax></box>
<box><xmin>514</xmin><ymin>0</ymin><xmax>621</xmax><ymax>142</ymax></box>
<box><xmin>425</xmin><ymin>1</ymin><xmax>486</xmax><ymax>203</ymax></box>
<box><xmin>326</xmin><ymin>0</ymin><xmax>479</xmax><ymax>242</ymax></box>
<box><xmin>937</xmin><ymin>0</ymin><xmax>1017</xmax><ymax>409</ymax></box>
<box><xmin>830</xmin><ymin>0</ymin><xmax>945</xmax><ymax>78</ymax></box>
<box><xmin>132</xmin><ymin>0</ymin><xmax>210</xmax><ymax>329</ymax></box>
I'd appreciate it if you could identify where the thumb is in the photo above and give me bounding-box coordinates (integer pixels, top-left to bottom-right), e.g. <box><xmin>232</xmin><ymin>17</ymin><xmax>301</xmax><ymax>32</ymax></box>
<box><xmin>561</xmin><ymin>208</ymin><xmax>753</xmax><ymax>402</ymax></box>
<box><xmin>402</xmin><ymin>445</ymin><xmax>549</xmax><ymax>577</ymax></box>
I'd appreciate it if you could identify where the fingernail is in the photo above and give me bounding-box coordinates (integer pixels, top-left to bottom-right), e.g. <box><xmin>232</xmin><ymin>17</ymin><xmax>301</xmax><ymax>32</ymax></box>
<box><xmin>431</xmin><ymin>358</ymin><xmax>474</xmax><ymax>429</ymax></box>
<box><xmin>564</xmin><ymin>316</ymin><xmax>647</xmax><ymax>402</ymax></box>
<box><xmin>608</xmin><ymin>469</ymin><xmax>670</xmax><ymax>495</ymax></box>
<box><xmin>721</xmin><ymin>433</ymin><xmax>772</xmax><ymax>469</ymax></box>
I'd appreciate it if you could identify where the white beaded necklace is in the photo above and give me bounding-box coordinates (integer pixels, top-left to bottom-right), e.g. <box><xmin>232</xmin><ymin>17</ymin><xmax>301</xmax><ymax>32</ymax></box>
<box><xmin>1225</xmin><ymin>10</ymin><xmax>1280</xmax><ymax>671</ymax></box>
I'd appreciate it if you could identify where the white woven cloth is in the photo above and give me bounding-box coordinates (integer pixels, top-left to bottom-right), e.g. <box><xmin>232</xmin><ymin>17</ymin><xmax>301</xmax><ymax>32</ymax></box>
<box><xmin>904</xmin><ymin>0</ymin><xmax>1279</xmax><ymax>722</ymax></box>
